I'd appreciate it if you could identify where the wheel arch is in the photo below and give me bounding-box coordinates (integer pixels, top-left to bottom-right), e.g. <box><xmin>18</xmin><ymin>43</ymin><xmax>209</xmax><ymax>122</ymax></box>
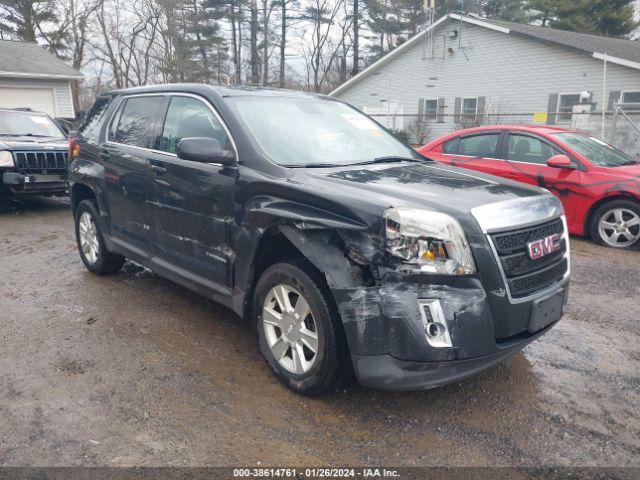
<box><xmin>584</xmin><ymin>193</ymin><xmax>640</xmax><ymax>237</ymax></box>
<box><xmin>240</xmin><ymin>224</ymin><xmax>374</xmax><ymax>321</ymax></box>
<box><xmin>71</xmin><ymin>183</ymin><xmax>97</xmax><ymax>216</ymax></box>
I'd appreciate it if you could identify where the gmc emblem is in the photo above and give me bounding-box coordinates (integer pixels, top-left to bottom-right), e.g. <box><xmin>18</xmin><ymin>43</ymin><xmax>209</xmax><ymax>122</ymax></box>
<box><xmin>527</xmin><ymin>234</ymin><xmax>561</xmax><ymax>260</ymax></box>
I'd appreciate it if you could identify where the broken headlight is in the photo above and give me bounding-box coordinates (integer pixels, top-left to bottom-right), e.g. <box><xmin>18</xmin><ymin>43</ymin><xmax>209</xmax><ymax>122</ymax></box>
<box><xmin>384</xmin><ymin>208</ymin><xmax>476</xmax><ymax>274</ymax></box>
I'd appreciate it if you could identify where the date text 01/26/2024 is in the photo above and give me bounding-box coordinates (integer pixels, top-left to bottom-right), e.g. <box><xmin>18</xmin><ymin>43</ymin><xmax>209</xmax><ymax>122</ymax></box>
<box><xmin>232</xmin><ymin>468</ymin><xmax>400</xmax><ymax>478</ymax></box>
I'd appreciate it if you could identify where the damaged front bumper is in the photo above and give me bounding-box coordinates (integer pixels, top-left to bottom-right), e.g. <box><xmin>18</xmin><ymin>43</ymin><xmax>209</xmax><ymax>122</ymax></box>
<box><xmin>334</xmin><ymin>272</ymin><xmax>568</xmax><ymax>391</ymax></box>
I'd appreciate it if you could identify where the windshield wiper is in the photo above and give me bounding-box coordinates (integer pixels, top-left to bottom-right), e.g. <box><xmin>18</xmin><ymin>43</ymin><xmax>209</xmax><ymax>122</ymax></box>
<box><xmin>347</xmin><ymin>156</ymin><xmax>422</xmax><ymax>166</ymax></box>
<box><xmin>282</xmin><ymin>163</ymin><xmax>342</xmax><ymax>168</ymax></box>
<box><xmin>16</xmin><ymin>133</ymin><xmax>50</xmax><ymax>137</ymax></box>
<box><xmin>619</xmin><ymin>160</ymin><xmax>640</xmax><ymax>166</ymax></box>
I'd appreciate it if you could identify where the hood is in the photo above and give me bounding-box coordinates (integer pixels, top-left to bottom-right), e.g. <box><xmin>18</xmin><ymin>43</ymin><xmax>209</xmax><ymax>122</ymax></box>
<box><xmin>295</xmin><ymin>161</ymin><xmax>553</xmax><ymax>235</ymax></box>
<box><xmin>0</xmin><ymin>136</ymin><xmax>68</xmax><ymax>151</ymax></box>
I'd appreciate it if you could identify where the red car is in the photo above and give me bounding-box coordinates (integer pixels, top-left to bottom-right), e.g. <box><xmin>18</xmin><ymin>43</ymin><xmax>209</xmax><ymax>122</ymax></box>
<box><xmin>418</xmin><ymin>126</ymin><xmax>640</xmax><ymax>249</ymax></box>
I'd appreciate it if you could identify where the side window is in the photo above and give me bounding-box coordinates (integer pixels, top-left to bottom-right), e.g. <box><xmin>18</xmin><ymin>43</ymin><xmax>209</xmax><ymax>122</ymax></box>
<box><xmin>79</xmin><ymin>95</ymin><xmax>112</xmax><ymax>142</ymax></box>
<box><xmin>508</xmin><ymin>134</ymin><xmax>561</xmax><ymax>164</ymax></box>
<box><xmin>458</xmin><ymin>134</ymin><xmax>500</xmax><ymax>158</ymax></box>
<box><xmin>110</xmin><ymin>96</ymin><xmax>166</xmax><ymax>148</ymax></box>
<box><xmin>159</xmin><ymin>96</ymin><xmax>229</xmax><ymax>154</ymax></box>
<box><xmin>442</xmin><ymin>137</ymin><xmax>459</xmax><ymax>154</ymax></box>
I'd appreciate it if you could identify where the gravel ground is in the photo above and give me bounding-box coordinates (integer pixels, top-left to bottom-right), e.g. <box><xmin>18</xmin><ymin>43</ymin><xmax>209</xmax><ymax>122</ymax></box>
<box><xmin>0</xmin><ymin>196</ymin><xmax>638</xmax><ymax>467</ymax></box>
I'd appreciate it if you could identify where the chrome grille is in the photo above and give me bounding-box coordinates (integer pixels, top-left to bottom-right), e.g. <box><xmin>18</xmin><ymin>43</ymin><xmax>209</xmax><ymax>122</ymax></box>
<box><xmin>490</xmin><ymin>218</ymin><xmax>568</xmax><ymax>300</ymax></box>
<box><xmin>13</xmin><ymin>151</ymin><xmax>68</xmax><ymax>173</ymax></box>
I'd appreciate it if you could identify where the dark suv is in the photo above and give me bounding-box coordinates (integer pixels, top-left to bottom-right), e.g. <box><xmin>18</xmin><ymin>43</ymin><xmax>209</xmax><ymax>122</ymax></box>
<box><xmin>69</xmin><ymin>84</ymin><xmax>570</xmax><ymax>395</ymax></box>
<box><xmin>0</xmin><ymin>108</ymin><xmax>69</xmax><ymax>197</ymax></box>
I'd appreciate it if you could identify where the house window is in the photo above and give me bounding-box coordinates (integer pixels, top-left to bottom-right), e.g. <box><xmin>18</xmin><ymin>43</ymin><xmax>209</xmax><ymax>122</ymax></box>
<box><xmin>557</xmin><ymin>94</ymin><xmax>581</xmax><ymax>122</ymax></box>
<box><xmin>621</xmin><ymin>91</ymin><xmax>640</xmax><ymax>112</ymax></box>
<box><xmin>462</xmin><ymin>97</ymin><xmax>478</xmax><ymax>121</ymax></box>
<box><xmin>424</xmin><ymin>99</ymin><xmax>438</xmax><ymax>121</ymax></box>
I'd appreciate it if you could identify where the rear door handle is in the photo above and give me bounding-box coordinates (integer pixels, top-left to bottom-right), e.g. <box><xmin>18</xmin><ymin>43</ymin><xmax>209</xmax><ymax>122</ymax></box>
<box><xmin>150</xmin><ymin>164</ymin><xmax>167</xmax><ymax>175</ymax></box>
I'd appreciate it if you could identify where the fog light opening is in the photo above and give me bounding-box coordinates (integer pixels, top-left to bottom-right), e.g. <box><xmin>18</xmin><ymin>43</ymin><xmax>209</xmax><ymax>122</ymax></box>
<box><xmin>419</xmin><ymin>299</ymin><xmax>453</xmax><ymax>348</ymax></box>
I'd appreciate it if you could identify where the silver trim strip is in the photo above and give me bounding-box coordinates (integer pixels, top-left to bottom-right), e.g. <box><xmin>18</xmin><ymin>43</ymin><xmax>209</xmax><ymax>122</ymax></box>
<box><xmin>486</xmin><ymin>215</ymin><xmax>571</xmax><ymax>304</ymax></box>
<box><xmin>471</xmin><ymin>195</ymin><xmax>563</xmax><ymax>234</ymax></box>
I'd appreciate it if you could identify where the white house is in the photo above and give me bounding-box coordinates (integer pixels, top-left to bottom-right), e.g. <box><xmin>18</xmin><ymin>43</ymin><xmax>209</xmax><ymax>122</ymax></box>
<box><xmin>0</xmin><ymin>39</ymin><xmax>83</xmax><ymax>119</ymax></box>
<box><xmin>332</xmin><ymin>14</ymin><xmax>640</xmax><ymax>143</ymax></box>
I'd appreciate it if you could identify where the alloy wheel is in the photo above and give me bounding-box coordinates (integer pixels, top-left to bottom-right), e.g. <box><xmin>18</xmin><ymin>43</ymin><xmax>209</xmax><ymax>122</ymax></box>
<box><xmin>262</xmin><ymin>284</ymin><xmax>319</xmax><ymax>374</ymax></box>
<box><xmin>598</xmin><ymin>208</ymin><xmax>640</xmax><ymax>248</ymax></box>
<box><xmin>78</xmin><ymin>211</ymin><xmax>100</xmax><ymax>264</ymax></box>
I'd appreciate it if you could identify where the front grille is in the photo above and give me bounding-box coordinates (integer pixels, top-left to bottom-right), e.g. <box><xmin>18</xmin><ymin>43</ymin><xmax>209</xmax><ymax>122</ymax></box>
<box><xmin>490</xmin><ymin>218</ymin><xmax>568</xmax><ymax>299</ymax></box>
<box><xmin>13</xmin><ymin>151</ymin><xmax>68</xmax><ymax>174</ymax></box>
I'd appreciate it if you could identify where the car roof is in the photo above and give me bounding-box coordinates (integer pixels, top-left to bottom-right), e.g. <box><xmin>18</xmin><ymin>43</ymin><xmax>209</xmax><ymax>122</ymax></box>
<box><xmin>445</xmin><ymin>125</ymin><xmax>577</xmax><ymax>136</ymax></box>
<box><xmin>106</xmin><ymin>83</ymin><xmax>329</xmax><ymax>100</ymax></box>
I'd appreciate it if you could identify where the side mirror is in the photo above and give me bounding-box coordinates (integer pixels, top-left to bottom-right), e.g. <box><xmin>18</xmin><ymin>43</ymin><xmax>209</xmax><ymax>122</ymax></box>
<box><xmin>547</xmin><ymin>154</ymin><xmax>575</xmax><ymax>169</ymax></box>
<box><xmin>176</xmin><ymin>137</ymin><xmax>235</xmax><ymax>166</ymax></box>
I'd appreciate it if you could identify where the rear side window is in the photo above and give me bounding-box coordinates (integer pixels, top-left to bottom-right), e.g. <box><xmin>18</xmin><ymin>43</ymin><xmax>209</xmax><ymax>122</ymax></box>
<box><xmin>79</xmin><ymin>96</ymin><xmax>112</xmax><ymax>141</ymax></box>
<box><xmin>110</xmin><ymin>96</ymin><xmax>166</xmax><ymax>148</ymax></box>
<box><xmin>159</xmin><ymin>96</ymin><xmax>230</xmax><ymax>154</ymax></box>
<box><xmin>458</xmin><ymin>134</ymin><xmax>500</xmax><ymax>158</ymax></box>
<box><xmin>442</xmin><ymin>138</ymin><xmax>459</xmax><ymax>154</ymax></box>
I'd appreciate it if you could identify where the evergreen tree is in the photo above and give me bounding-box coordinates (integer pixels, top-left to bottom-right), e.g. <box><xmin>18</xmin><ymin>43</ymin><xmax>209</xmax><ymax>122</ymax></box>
<box><xmin>482</xmin><ymin>0</ymin><xmax>526</xmax><ymax>22</ymax></box>
<box><xmin>528</xmin><ymin>0</ymin><xmax>638</xmax><ymax>38</ymax></box>
<box><xmin>0</xmin><ymin>0</ymin><xmax>58</xmax><ymax>42</ymax></box>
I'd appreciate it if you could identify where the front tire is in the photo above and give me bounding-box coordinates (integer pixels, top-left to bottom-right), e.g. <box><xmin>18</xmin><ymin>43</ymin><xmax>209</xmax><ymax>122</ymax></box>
<box><xmin>253</xmin><ymin>261</ymin><xmax>351</xmax><ymax>396</ymax></box>
<box><xmin>74</xmin><ymin>199</ymin><xmax>125</xmax><ymax>274</ymax></box>
<box><xmin>590</xmin><ymin>199</ymin><xmax>640</xmax><ymax>249</ymax></box>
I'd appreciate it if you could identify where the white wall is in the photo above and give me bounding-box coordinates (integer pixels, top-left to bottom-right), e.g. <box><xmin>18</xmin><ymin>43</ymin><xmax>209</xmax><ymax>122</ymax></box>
<box><xmin>336</xmin><ymin>20</ymin><xmax>640</xmax><ymax>142</ymax></box>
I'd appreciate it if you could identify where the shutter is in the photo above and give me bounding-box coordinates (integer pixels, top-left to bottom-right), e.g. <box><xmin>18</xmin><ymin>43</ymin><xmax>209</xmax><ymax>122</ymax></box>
<box><xmin>477</xmin><ymin>96</ymin><xmax>486</xmax><ymax>124</ymax></box>
<box><xmin>437</xmin><ymin>97</ymin><xmax>445</xmax><ymax>123</ymax></box>
<box><xmin>547</xmin><ymin>94</ymin><xmax>559</xmax><ymax>125</ymax></box>
<box><xmin>608</xmin><ymin>91</ymin><xmax>622</xmax><ymax>111</ymax></box>
<box><xmin>453</xmin><ymin>97</ymin><xmax>462</xmax><ymax>124</ymax></box>
<box><xmin>418</xmin><ymin>98</ymin><xmax>425</xmax><ymax>119</ymax></box>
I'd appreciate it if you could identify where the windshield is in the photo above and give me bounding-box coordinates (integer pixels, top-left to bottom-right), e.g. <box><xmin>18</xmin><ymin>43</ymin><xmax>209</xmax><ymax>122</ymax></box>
<box><xmin>553</xmin><ymin>132</ymin><xmax>638</xmax><ymax>167</ymax></box>
<box><xmin>0</xmin><ymin>111</ymin><xmax>65</xmax><ymax>138</ymax></box>
<box><xmin>229</xmin><ymin>96</ymin><xmax>421</xmax><ymax>166</ymax></box>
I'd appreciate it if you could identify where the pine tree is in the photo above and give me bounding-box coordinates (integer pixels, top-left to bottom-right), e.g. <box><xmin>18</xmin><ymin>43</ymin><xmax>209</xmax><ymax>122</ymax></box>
<box><xmin>482</xmin><ymin>0</ymin><xmax>527</xmax><ymax>22</ymax></box>
<box><xmin>528</xmin><ymin>0</ymin><xmax>638</xmax><ymax>38</ymax></box>
<box><xmin>0</xmin><ymin>0</ymin><xmax>58</xmax><ymax>42</ymax></box>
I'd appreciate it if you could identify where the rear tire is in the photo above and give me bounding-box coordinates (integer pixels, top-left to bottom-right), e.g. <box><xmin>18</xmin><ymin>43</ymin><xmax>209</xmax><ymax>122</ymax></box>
<box><xmin>74</xmin><ymin>199</ymin><xmax>125</xmax><ymax>274</ymax></box>
<box><xmin>253</xmin><ymin>261</ymin><xmax>351</xmax><ymax>396</ymax></box>
<box><xmin>589</xmin><ymin>199</ymin><xmax>640</xmax><ymax>250</ymax></box>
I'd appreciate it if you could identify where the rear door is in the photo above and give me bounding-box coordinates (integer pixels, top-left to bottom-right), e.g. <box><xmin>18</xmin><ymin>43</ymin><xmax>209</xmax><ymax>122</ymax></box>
<box><xmin>442</xmin><ymin>132</ymin><xmax>506</xmax><ymax>177</ymax></box>
<box><xmin>502</xmin><ymin>132</ymin><xmax>582</xmax><ymax>219</ymax></box>
<box><xmin>147</xmin><ymin>94</ymin><xmax>237</xmax><ymax>294</ymax></box>
<box><xmin>102</xmin><ymin>94</ymin><xmax>168</xmax><ymax>256</ymax></box>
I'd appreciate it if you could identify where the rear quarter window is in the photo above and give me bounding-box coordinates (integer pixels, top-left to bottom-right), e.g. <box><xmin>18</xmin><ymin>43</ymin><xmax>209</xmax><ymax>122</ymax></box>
<box><xmin>79</xmin><ymin>96</ymin><xmax>113</xmax><ymax>142</ymax></box>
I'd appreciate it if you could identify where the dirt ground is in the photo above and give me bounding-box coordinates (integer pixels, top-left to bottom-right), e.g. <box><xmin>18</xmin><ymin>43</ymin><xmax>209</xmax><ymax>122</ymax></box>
<box><xmin>0</xmin><ymin>196</ymin><xmax>638</xmax><ymax>468</ymax></box>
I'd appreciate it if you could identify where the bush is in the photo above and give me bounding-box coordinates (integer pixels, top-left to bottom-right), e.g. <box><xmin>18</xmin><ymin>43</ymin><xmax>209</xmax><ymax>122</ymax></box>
<box><xmin>390</xmin><ymin>129</ymin><xmax>411</xmax><ymax>144</ymax></box>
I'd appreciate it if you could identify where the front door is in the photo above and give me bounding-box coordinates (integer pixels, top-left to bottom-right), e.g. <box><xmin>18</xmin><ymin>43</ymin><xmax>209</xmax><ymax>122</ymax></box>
<box><xmin>147</xmin><ymin>94</ymin><xmax>237</xmax><ymax>294</ymax></box>
<box><xmin>102</xmin><ymin>94</ymin><xmax>168</xmax><ymax>255</ymax></box>
<box><xmin>501</xmin><ymin>132</ymin><xmax>583</xmax><ymax>221</ymax></box>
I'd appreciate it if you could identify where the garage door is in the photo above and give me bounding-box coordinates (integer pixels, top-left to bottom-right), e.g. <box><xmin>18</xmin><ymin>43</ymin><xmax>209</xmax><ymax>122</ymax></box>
<box><xmin>0</xmin><ymin>87</ymin><xmax>56</xmax><ymax>116</ymax></box>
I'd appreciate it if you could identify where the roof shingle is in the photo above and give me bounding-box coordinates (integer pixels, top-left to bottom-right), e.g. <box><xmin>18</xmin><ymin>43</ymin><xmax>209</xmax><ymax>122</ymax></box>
<box><xmin>482</xmin><ymin>17</ymin><xmax>640</xmax><ymax>64</ymax></box>
<box><xmin>0</xmin><ymin>40</ymin><xmax>83</xmax><ymax>79</ymax></box>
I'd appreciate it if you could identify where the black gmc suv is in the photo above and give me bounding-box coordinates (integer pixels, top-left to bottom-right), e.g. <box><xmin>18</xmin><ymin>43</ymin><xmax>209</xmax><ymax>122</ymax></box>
<box><xmin>0</xmin><ymin>108</ymin><xmax>69</xmax><ymax>197</ymax></box>
<box><xmin>69</xmin><ymin>84</ymin><xmax>570</xmax><ymax>395</ymax></box>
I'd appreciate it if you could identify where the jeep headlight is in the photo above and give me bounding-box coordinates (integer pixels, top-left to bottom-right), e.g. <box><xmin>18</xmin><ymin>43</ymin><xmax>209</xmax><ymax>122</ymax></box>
<box><xmin>384</xmin><ymin>208</ymin><xmax>476</xmax><ymax>274</ymax></box>
<box><xmin>0</xmin><ymin>151</ymin><xmax>13</xmax><ymax>167</ymax></box>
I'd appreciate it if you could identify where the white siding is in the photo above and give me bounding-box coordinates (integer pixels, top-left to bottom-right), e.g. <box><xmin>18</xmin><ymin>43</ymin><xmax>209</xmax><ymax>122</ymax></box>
<box><xmin>336</xmin><ymin>20</ymin><xmax>640</xmax><ymax>141</ymax></box>
<box><xmin>0</xmin><ymin>77</ymin><xmax>75</xmax><ymax>118</ymax></box>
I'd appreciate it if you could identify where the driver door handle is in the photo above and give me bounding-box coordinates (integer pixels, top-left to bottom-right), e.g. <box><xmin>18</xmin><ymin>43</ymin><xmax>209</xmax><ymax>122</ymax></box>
<box><xmin>150</xmin><ymin>164</ymin><xmax>167</xmax><ymax>175</ymax></box>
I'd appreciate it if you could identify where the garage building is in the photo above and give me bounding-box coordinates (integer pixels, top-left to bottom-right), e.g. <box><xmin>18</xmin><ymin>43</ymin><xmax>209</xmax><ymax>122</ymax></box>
<box><xmin>0</xmin><ymin>39</ymin><xmax>83</xmax><ymax>119</ymax></box>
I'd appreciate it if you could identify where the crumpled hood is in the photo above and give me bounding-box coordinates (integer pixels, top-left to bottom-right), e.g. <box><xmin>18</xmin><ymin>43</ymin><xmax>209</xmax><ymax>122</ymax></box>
<box><xmin>297</xmin><ymin>161</ymin><xmax>556</xmax><ymax>234</ymax></box>
<box><xmin>0</xmin><ymin>137</ymin><xmax>68</xmax><ymax>151</ymax></box>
